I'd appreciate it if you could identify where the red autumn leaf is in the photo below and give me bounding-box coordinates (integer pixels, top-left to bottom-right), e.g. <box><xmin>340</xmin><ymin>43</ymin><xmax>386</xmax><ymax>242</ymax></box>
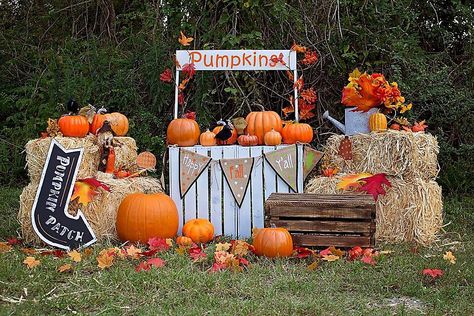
<box><xmin>294</xmin><ymin>247</ymin><xmax>314</xmax><ymax>259</ymax></box>
<box><xmin>341</xmin><ymin>74</ymin><xmax>382</xmax><ymax>112</ymax></box>
<box><xmin>422</xmin><ymin>268</ymin><xmax>443</xmax><ymax>278</ymax></box>
<box><xmin>182</xmin><ymin>111</ymin><xmax>196</xmax><ymax>120</ymax></box>
<box><xmin>361</xmin><ymin>255</ymin><xmax>376</xmax><ymax>266</ymax></box>
<box><xmin>147</xmin><ymin>237</ymin><xmax>170</xmax><ymax>252</ymax></box>
<box><xmin>141</xmin><ymin>249</ymin><xmax>158</xmax><ymax>257</ymax></box>
<box><xmin>348</xmin><ymin>246</ymin><xmax>363</xmax><ymax>261</ymax></box>
<box><xmin>189</xmin><ymin>246</ymin><xmax>206</xmax><ymax>261</ymax></box>
<box><xmin>210</xmin><ymin>262</ymin><xmax>227</xmax><ymax>272</ymax></box>
<box><xmin>319</xmin><ymin>247</ymin><xmax>332</xmax><ymax>257</ymax></box>
<box><xmin>298</xmin><ymin>99</ymin><xmax>316</xmax><ymax>121</ymax></box>
<box><xmin>147</xmin><ymin>257</ymin><xmax>165</xmax><ymax>268</ymax></box>
<box><xmin>135</xmin><ymin>261</ymin><xmax>151</xmax><ymax>272</ymax></box>
<box><xmin>160</xmin><ymin>68</ymin><xmax>173</xmax><ymax>83</ymax></box>
<box><xmin>293</xmin><ymin>75</ymin><xmax>304</xmax><ymax>91</ymax></box>
<box><xmin>238</xmin><ymin>257</ymin><xmax>249</xmax><ymax>266</ymax></box>
<box><xmin>178</xmin><ymin>93</ymin><xmax>185</xmax><ymax>106</ymax></box>
<box><xmin>40</xmin><ymin>249</ymin><xmax>66</xmax><ymax>258</ymax></box>
<box><xmin>358</xmin><ymin>173</ymin><xmax>391</xmax><ymax>201</ymax></box>
<box><xmin>300</xmin><ymin>88</ymin><xmax>317</xmax><ymax>104</ymax></box>
<box><xmin>286</xmin><ymin>70</ymin><xmax>294</xmax><ymax>81</ymax></box>
<box><xmin>7</xmin><ymin>237</ymin><xmax>21</xmax><ymax>246</ymax></box>
<box><xmin>80</xmin><ymin>178</ymin><xmax>111</xmax><ymax>192</ymax></box>
<box><xmin>182</xmin><ymin>63</ymin><xmax>196</xmax><ymax>78</ymax></box>
<box><xmin>300</xmin><ymin>51</ymin><xmax>318</xmax><ymax>65</ymax></box>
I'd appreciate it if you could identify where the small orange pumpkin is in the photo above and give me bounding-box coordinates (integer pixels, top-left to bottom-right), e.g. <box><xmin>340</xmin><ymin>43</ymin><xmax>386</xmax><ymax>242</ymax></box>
<box><xmin>369</xmin><ymin>113</ymin><xmax>387</xmax><ymax>132</ymax></box>
<box><xmin>167</xmin><ymin>118</ymin><xmax>200</xmax><ymax>146</ymax></box>
<box><xmin>176</xmin><ymin>236</ymin><xmax>193</xmax><ymax>247</ymax></box>
<box><xmin>182</xmin><ymin>218</ymin><xmax>214</xmax><ymax>243</ymax></box>
<box><xmin>282</xmin><ymin>123</ymin><xmax>313</xmax><ymax>144</ymax></box>
<box><xmin>252</xmin><ymin>227</ymin><xmax>293</xmax><ymax>258</ymax></box>
<box><xmin>107</xmin><ymin>112</ymin><xmax>129</xmax><ymax>136</ymax></box>
<box><xmin>245</xmin><ymin>111</ymin><xmax>283</xmax><ymax>144</ymax></box>
<box><xmin>200</xmin><ymin>129</ymin><xmax>216</xmax><ymax>146</ymax></box>
<box><xmin>237</xmin><ymin>134</ymin><xmax>258</xmax><ymax>146</ymax></box>
<box><xmin>116</xmin><ymin>193</ymin><xmax>179</xmax><ymax>243</ymax></box>
<box><xmin>264</xmin><ymin>129</ymin><xmax>282</xmax><ymax>146</ymax></box>
<box><xmin>58</xmin><ymin>115</ymin><xmax>89</xmax><ymax>137</ymax></box>
<box><xmin>212</xmin><ymin>125</ymin><xmax>238</xmax><ymax>145</ymax></box>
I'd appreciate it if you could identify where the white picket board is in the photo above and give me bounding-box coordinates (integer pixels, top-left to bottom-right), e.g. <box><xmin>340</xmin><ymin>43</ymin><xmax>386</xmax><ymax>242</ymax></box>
<box><xmin>222</xmin><ymin>146</ymin><xmax>237</xmax><ymax>237</ymax></box>
<box><xmin>209</xmin><ymin>147</ymin><xmax>223</xmax><ymax>236</ymax></box>
<box><xmin>236</xmin><ymin>146</ymin><xmax>252</xmax><ymax>239</ymax></box>
<box><xmin>250</xmin><ymin>147</ymin><xmax>264</xmax><ymax>230</ymax></box>
<box><xmin>195</xmin><ymin>146</ymin><xmax>210</xmax><ymax>220</ymax></box>
<box><xmin>168</xmin><ymin>144</ymin><xmax>303</xmax><ymax>239</ymax></box>
<box><xmin>168</xmin><ymin>147</ymin><xmax>183</xmax><ymax>234</ymax></box>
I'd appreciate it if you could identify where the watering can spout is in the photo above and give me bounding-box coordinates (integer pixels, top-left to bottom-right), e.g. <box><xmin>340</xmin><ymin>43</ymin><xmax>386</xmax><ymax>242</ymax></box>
<box><xmin>323</xmin><ymin>110</ymin><xmax>345</xmax><ymax>134</ymax></box>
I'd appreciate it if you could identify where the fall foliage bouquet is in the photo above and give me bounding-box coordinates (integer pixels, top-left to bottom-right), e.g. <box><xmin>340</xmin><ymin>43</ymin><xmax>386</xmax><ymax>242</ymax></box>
<box><xmin>341</xmin><ymin>69</ymin><xmax>412</xmax><ymax>115</ymax></box>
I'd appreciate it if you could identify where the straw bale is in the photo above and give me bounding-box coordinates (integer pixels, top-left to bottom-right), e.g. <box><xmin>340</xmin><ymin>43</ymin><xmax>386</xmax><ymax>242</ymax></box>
<box><xmin>25</xmin><ymin>136</ymin><xmax>138</xmax><ymax>182</ymax></box>
<box><xmin>305</xmin><ymin>174</ymin><xmax>443</xmax><ymax>246</ymax></box>
<box><xmin>18</xmin><ymin>173</ymin><xmax>163</xmax><ymax>245</ymax></box>
<box><xmin>324</xmin><ymin>131</ymin><xmax>439</xmax><ymax>180</ymax></box>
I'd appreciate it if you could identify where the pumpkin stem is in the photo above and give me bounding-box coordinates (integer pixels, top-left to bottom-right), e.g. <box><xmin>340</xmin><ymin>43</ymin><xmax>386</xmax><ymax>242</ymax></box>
<box><xmin>97</xmin><ymin>106</ymin><xmax>108</xmax><ymax>114</ymax></box>
<box><xmin>255</xmin><ymin>104</ymin><xmax>265</xmax><ymax>111</ymax></box>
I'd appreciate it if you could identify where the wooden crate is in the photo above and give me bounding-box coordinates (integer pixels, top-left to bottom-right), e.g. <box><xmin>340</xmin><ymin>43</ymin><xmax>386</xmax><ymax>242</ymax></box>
<box><xmin>265</xmin><ymin>193</ymin><xmax>376</xmax><ymax>248</ymax></box>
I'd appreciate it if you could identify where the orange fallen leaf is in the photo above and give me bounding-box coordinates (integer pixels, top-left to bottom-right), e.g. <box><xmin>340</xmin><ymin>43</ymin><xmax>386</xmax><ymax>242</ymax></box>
<box><xmin>97</xmin><ymin>252</ymin><xmax>114</xmax><ymax>269</ymax></box>
<box><xmin>23</xmin><ymin>256</ymin><xmax>40</xmax><ymax>269</ymax></box>
<box><xmin>322</xmin><ymin>254</ymin><xmax>340</xmax><ymax>262</ymax></box>
<box><xmin>83</xmin><ymin>248</ymin><xmax>93</xmax><ymax>257</ymax></box>
<box><xmin>329</xmin><ymin>246</ymin><xmax>345</xmax><ymax>258</ymax></box>
<box><xmin>0</xmin><ymin>242</ymin><xmax>12</xmax><ymax>253</ymax></box>
<box><xmin>443</xmin><ymin>251</ymin><xmax>456</xmax><ymax>264</ymax></box>
<box><xmin>336</xmin><ymin>173</ymin><xmax>372</xmax><ymax>190</ymax></box>
<box><xmin>71</xmin><ymin>182</ymin><xmax>97</xmax><ymax>206</ymax></box>
<box><xmin>58</xmin><ymin>263</ymin><xmax>72</xmax><ymax>273</ymax></box>
<box><xmin>178</xmin><ymin>31</ymin><xmax>193</xmax><ymax>46</ymax></box>
<box><xmin>232</xmin><ymin>240</ymin><xmax>251</xmax><ymax>257</ymax></box>
<box><xmin>21</xmin><ymin>248</ymin><xmax>37</xmax><ymax>255</ymax></box>
<box><xmin>68</xmin><ymin>250</ymin><xmax>81</xmax><ymax>262</ymax></box>
<box><xmin>216</xmin><ymin>242</ymin><xmax>232</xmax><ymax>252</ymax></box>
<box><xmin>307</xmin><ymin>260</ymin><xmax>319</xmax><ymax>271</ymax></box>
<box><xmin>126</xmin><ymin>245</ymin><xmax>142</xmax><ymax>259</ymax></box>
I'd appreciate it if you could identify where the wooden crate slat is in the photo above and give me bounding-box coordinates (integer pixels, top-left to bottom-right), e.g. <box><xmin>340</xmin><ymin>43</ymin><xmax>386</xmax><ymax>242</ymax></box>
<box><xmin>269</xmin><ymin>219</ymin><xmax>372</xmax><ymax>233</ymax></box>
<box><xmin>266</xmin><ymin>207</ymin><xmax>374</xmax><ymax>219</ymax></box>
<box><xmin>292</xmin><ymin>234</ymin><xmax>373</xmax><ymax>248</ymax></box>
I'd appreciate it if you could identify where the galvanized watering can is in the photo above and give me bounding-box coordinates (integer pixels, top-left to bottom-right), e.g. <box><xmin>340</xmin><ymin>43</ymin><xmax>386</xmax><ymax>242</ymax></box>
<box><xmin>323</xmin><ymin>107</ymin><xmax>379</xmax><ymax>135</ymax></box>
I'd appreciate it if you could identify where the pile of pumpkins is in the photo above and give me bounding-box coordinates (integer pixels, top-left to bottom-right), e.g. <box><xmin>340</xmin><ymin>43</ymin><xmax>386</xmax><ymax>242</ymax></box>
<box><xmin>115</xmin><ymin>192</ymin><xmax>294</xmax><ymax>258</ymax></box>
<box><xmin>56</xmin><ymin>110</ymin><xmax>129</xmax><ymax>137</ymax></box>
<box><xmin>167</xmin><ymin>110</ymin><xmax>314</xmax><ymax>147</ymax></box>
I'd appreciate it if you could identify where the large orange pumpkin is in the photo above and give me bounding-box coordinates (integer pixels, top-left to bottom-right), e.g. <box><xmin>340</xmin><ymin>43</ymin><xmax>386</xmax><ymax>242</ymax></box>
<box><xmin>182</xmin><ymin>218</ymin><xmax>214</xmax><ymax>243</ymax></box>
<box><xmin>264</xmin><ymin>129</ymin><xmax>282</xmax><ymax>146</ymax></box>
<box><xmin>58</xmin><ymin>115</ymin><xmax>89</xmax><ymax>137</ymax></box>
<box><xmin>253</xmin><ymin>227</ymin><xmax>293</xmax><ymax>258</ymax></box>
<box><xmin>282</xmin><ymin>123</ymin><xmax>313</xmax><ymax>144</ymax></box>
<box><xmin>212</xmin><ymin>125</ymin><xmax>238</xmax><ymax>145</ymax></box>
<box><xmin>245</xmin><ymin>111</ymin><xmax>283</xmax><ymax>144</ymax></box>
<box><xmin>199</xmin><ymin>129</ymin><xmax>217</xmax><ymax>146</ymax></box>
<box><xmin>116</xmin><ymin>193</ymin><xmax>179</xmax><ymax>243</ymax></box>
<box><xmin>107</xmin><ymin>112</ymin><xmax>129</xmax><ymax>136</ymax></box>
<box><xmin>167</xmin><ymin>118</ymin><xmax>200</xmax><ymax>146</ymax></box>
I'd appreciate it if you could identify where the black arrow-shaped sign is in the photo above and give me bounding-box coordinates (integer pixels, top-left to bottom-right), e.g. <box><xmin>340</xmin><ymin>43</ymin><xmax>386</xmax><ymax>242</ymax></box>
<box><xmin>31</xmin><ymin>139</ymin><xmax>96</xmax><ymax>250</ymax></box>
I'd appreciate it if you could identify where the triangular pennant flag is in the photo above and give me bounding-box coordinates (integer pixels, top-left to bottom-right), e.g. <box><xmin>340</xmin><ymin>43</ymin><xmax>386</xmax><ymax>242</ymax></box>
<box><xmin>264</xmin><ymin>145</ymin><xmax>298</xmax><ymax>192</ymax></box>
<box><xmin>220</xmin><ymin>157</ymin><xmax>254</xmax><ymax>207</ymax></box>
<box><xmin>179</xmin><ymin>149</ymin><xmax>212</xmax><ymax>198</ymax></box>
<box><xmin>303</xmin><ymin>146</ymin><xmax>324</xmax><ymax>180</ymax></box>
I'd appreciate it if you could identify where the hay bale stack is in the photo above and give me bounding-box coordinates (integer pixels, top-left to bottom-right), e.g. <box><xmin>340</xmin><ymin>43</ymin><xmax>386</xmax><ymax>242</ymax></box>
<box><xmin>323</xmin><ymin>131</ymin><xmax>439</xmax><ymax>180</ymax></box>
<box><xmin>25</xmin><ymin>136</ymin><xmax>138</xmax><ymax>182</ymax></box>
<box><xmin>305</xmin><ymin>175</ymin><xmax>443</xmax><ymax>246</ymax></box>
<box><xmin>18</xmin><ymin>172</ymin><xmax>163</xmax><ymax>244</ymax></box>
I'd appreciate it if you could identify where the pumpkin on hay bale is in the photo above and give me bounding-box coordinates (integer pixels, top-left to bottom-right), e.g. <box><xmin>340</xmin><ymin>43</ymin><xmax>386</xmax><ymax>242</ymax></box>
<box><xmin>25</xmin><ymin>136</ymin><xmax>138</xmax><ymax>183</ymax></box>
<box><xmin>305</xmin><ymin>174</ymin><xmax>443</xmax><ymax>246</ymax></box>
<box><xmin>323</xmin><ymin>131</ymin><xmax>439</xmax><ymax>181</ymax></box>
<box><xmin>18</xmin><ymin>172</ymin><xmax>163</xmax><ymax>245</ymax></box>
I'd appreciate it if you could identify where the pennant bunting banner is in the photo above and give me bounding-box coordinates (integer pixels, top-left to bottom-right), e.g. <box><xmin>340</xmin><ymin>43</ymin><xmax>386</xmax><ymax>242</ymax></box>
<box><xmin>264</xmin><ymin>144</ymin><xmax>299</xmax><ymax>192</ymax></box>
<box><xmin>220</xmin><ymin>157</ymin><xmax>254</xmax><ymax>207</ymax></box>
<box><xmin>179</xmin><ymin>149</ymin><xmax>212</xmax><ymax>198</ymax></box>
<box><xmin>303</xmin><ymin>146</ymin><xmax>324</xmax><ymax>180</ymax></box>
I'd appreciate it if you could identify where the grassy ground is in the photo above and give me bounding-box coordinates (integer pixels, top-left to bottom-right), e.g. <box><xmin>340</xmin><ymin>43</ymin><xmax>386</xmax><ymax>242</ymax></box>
<box><xmin>1</xmin><ymin>186</ymin><xmax>473</xmax><ymax>315</ymax></box>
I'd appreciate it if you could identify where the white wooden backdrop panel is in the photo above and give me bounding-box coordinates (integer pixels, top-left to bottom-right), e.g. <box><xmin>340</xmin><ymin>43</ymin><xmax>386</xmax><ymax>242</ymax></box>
<box><xmin>169</xmin><ymin>144</ymin><xmax>304</xmax><ymax>238</ymax></box>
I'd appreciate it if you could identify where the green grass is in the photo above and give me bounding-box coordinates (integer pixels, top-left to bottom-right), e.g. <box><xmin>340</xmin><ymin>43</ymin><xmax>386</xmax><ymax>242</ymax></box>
<box><xmin>1</xmin><ymin>186</ymin><xmax>473</xmax><ymax>315</ymax></box>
